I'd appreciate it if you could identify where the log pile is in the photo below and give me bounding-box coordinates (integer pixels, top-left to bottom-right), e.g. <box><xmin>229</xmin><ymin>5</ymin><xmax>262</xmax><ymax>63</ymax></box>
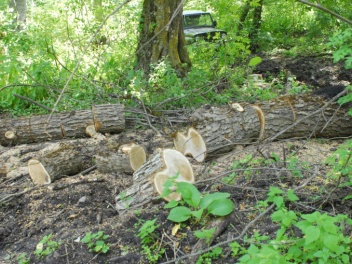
<box><xmin>1</xmin><ymin>92</ymin><xmax>351</xmax><ymax>210</ymax></box>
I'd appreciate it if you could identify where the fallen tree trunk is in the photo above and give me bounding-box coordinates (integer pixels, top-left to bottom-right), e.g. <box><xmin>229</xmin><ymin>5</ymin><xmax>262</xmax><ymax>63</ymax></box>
<box><xmin>0</xmin><ymin>104</ymin><xmax>125</xmax><ymax>146</ymax></box>
<box><xmin>189</xmin><ymin>93</ymin><xmax>352</xmax><ymax>159</ymax></box>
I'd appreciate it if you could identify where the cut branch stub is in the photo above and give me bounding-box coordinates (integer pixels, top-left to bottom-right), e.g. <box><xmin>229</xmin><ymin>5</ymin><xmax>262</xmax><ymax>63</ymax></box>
<box><xmin>116</xmin><ymin>149</ymin><xmax>194</xmax><ymax>209</ymax></box>
<box><xmin>173</xmin><ymin>127</ymin><xmax>206</xmax><ymax>162</ymax></box>
<box><xmin>95</xmin><ymin>143</ymin><xmax>147</xmax><ymax>174</ymax></box>
<box><xmin>0</xmin><ymin>160</ymin><xmax>7</xmax><ymax>178</ymax></box>
<box><xmin>28</xmin><ymin>143</ymin><xmax>83</xmax><ymax>184</ymax></box>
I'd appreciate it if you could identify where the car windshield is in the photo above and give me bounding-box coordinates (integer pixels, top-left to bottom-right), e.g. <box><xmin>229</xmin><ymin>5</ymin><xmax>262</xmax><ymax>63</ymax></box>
<box><xmin>183</xmin><ymin>13</ymin><xmax>213</xmax><ymax>28</ymax></box>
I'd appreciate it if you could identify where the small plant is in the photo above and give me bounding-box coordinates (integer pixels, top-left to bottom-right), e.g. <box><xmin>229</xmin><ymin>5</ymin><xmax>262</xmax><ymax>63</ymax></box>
<box><xmin>17</xmin><ymin>253</ymin><xmax>30</xmax><ymax>264</ymax></box>
<box><xmin>196</xmin><ymin>247</ymin><xmax>222</xmax><ymax>264</ymax></box>
<box><xmin>81</xmin><ymin>231</ymin><xmax>110</xmax><ymax>254</ymax></box>
<box><xmin>194</xmin><ymin>228</ymin><xmax>216</xmax><ymax>246</ymax></box>
<box><xmin>137</xmin><ymin>219</ymin><xmax>165</xmax><ymax>263</ymax></box>
<box><xmin>34</xmin><ymin>233</ymin><xmax>61</xmax><ymax>258</ymax></box>
<box><xmin>326</xmin><ymin>139</ymin><xmax>352</xmax><ymax>199</ymax></box>
<box><xmin>162</xmin><ymin>181</ymin><xmax>235</xmax><ymax>223</ymax></box>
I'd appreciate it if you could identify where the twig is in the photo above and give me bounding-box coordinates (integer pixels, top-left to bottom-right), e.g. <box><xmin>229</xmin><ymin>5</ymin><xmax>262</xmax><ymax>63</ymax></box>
<box><xmin>296</xmin><ymin>0</ymin><xmax>352</xmax><ymax>25</ymax></box>
<box><xmin>80</xmin><ymin>165</ymin><xmax>97</xmax><ymax>176</ymax></box>
<box><xmin>13</xmin><ymin>93</ymin><xmax>54</xmax><ymax>112</ymax></box>
<box><xmin>0</xmin><ymin>186</ymin><xmax>39</xmax><ymax>204</ymax></box>
<box><xmin>140</xmin><ymin>96</ymin><xmax>162</xmax><ymax>135</ymax></box>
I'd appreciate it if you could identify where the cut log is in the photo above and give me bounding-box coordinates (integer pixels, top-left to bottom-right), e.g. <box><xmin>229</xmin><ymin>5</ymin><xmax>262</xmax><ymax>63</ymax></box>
<box><xmin>116</xmin><ymin>149</ymin><xmax>194</xmax><ymax>209</ymax></box>
<box><xmin>0</xmin><ymin>104</ymin><xmax>124</xmax><ymax>146</ymax></box>
<box><xmin>174</xmin><ymin>127</ymin><xmax>206</xmax><ymax>162</ymax></box>
<box><xmin>28</xmin><ymin>143</ymin><xmax>83</xmax><ymax>184</ymax></box>
<box><xmin>95</xmin><ymin>143</ymin><xmax>147</xmax><ymax>174</ymax></box>
<box><xmin>190</xmin><ymin>94</ymin><xmax>352</xmax><ymax>159</ymax></box>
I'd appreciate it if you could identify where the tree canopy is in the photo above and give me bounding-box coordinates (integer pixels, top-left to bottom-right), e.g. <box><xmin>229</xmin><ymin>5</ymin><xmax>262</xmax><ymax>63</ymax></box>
<box><xmin>0</xmin><ymin>0</ymin><xmax>351</xmax><ymax>115</ymax></box>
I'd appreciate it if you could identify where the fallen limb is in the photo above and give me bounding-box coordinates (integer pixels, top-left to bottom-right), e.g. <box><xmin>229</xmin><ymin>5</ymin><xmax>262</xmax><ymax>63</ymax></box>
<box><xmin>190</xmin><ymin>91</ymin><xmax>352</xmax><ymax>159</ymax></box>
<box><xmin>0</xmin><ymin>104</ymin><xmax>124</xmax><ymax>146</ymax></box>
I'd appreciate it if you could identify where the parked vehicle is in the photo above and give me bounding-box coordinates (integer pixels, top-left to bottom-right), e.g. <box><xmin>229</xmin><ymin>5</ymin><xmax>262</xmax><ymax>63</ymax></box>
<box><xmin>183</xmin><ymin>10</ymin><xmax>227</xmax><ymax>44</ymax></box>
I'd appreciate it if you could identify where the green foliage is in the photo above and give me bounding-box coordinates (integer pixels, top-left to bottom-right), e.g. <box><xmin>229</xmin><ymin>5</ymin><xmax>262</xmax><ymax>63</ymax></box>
<box><xmin>194</xmin><ymin>228</ymin><xmax>216</xmax><ymax>246</ymax></box>
<box><xmin>164</xmin><ymin>181</ymin><xmax>234</xmax><ymax>223</ymax></box>
<box><xmin>34</xmin><ymin>233</ymin><xmax>61</xmax><ymax>258</ymax></box>
<box><xmin>196</xmin><ymin>247</ymin><xmax>222</xmax><ymax>264</ymax></box>
<box><xmin>338</xmin><ymin>85</ymin><xmax>352</xmax><ymax>116</ymax></box>
<box><xmin>81</xmin><ymin>231</ymin><xmax>110</xmax><ymax>254</ymax></box>
<box><xmin>137</xmin><ymin>219</ymin><xmax>165</xmax><ymax>263</ymax></box>
<box><xmin>230</xmin><ymin>188</ymin><xmax>352</xmax><ymax>264</ymax></box>
<box><xmin>17</xmin><ymin>253</ymin><xmax>30</xmax><ymax>264</ymax></box>
<box><xmin>328</xmin><ymin>29</ymin><xmax>352</xmax><ymax>69</ymax></box>
<box><xmin>326</xmin><ymin>140</ymin><xmax>352</xmax><ymax>198</ymax></box>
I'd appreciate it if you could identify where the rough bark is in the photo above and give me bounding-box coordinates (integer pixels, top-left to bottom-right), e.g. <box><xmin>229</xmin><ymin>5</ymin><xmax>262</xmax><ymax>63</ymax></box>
<box><xmin>95</xmin><ymin>144</ymin><xmax>147</xmax><ymax>174</ymax></box>
<box><xmin>190</xmin><ymin>94</ymin><xmax>352</xmax><ymax>159</ymax></box>
<box><xmin>9</xmin><ymin>0</ymin><xmax>27</xmax><ymax>29</ymax></box>
<box><xmin>28</xmin><ymin>143</ymin><xmax>85</xmax><ymax>184</ymax></box>
<box><xmin>237</xmin><ymin>0</ymin><xmax>251</xmax><ymax>33</ymax></box>
<box><xmin>115</xmin><ymin>149</ymin><xmax>194</xmax><ymax>209</ymax></box>
<box><xmin>249</xmin><ymin>0</ymin><xmax>263</xmax><ymax>52</ymax></box>
<box><xmin>135</xmin><ymin>0</ymin><xmax>191</xmax><ymax>77</ymax></box>
<box><xmin>0</xmin><ymin>104</ymin><xmax>124</xmax><ymax>146</ymax></box>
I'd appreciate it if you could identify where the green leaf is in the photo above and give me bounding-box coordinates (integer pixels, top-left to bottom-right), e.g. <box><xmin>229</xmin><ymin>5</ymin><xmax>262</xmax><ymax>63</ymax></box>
<box><xmin>273</xmin><ymin>196</ymin><xmax>284</xmax><ymax>208</ymax></box>
<box><xmin>199</xmin><ymin>192</ymin><xmax>231</xmax><ymax>209</ymax></box>
<box><xmin>177</xmin><ymin>182</ymin><xmax>201</xmax><ymax>208</ymax></box>
<box><xmin>286</xmin><ymin>189</ymin><xmax>299</xmax><ymax>202</ymax></box>
<box><xmin>303</xmin><ymin>226</ymin><xmax>320</xmax><ymax>245</ymax></box>
<box><xmin>191</xmin><ymin>208</ymin><xmax>204</xmax><ymax>220</ymax></box>
<box><xmin>164</xmin><ymin>200</ymin><xmax>179</xmax><ymax>209</ymax></box>
<box><xmin>323</xmin><ymin>220</ymin><xmax>338</xmax><ymax>234</ymax></box>
<box><xmin>194</xmin><ymin>228</ymin><xmax>215</xmax><ymax>240</ymax></box>
<box><xmin>268</xmin><ymin>186</ymin><xmax>284</xmax><ymax>196</ymax></box>
<box><xmin>302</xmin><ymin>211</ymin><xmax>320</xmax><ymax>222</ymax></box>
<box><xmin>323</xmin><ymin>234</ymin><xmax>339</xmax><ymax>252</ymax></box>
<box><xmin>167</xmin><ymin>206</ymin><xmax>192</xmax><ymax>222</ymax></box>
<box><xmin>248</xmin><ymin>56</ymin><xmax>262</xmax><ymax>67</ymax></box>
<box><xmin>207</xmin><ymin>199</ymin><xmax>234</xmax><ymax>216</ymax></box>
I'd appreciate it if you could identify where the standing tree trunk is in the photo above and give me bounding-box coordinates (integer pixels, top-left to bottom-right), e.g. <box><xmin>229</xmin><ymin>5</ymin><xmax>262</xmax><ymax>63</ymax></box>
<box><xmin>9</xmin><ymin>0</ymin><xmax>27</xmax><ymax>30</ymax></box>
<box><xmin>237</xmin><ymin>0</ymin><xmax>251</xmax><ymax>33</ymax></box>
<box><xmin>249</xmin><ymin>0</ymin><xmax>263</xmax><ymax>52</ymax></box>
<box><xmin>135</xmin><ymin>0</ymin><xmax>191</xmax><ymax>77</ymax></box>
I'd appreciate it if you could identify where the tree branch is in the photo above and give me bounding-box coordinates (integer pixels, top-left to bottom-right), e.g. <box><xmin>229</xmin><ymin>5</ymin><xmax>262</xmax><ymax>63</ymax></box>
<box><xmin>296</xmin><ymin>0</ymin><xmax>352</xmax><ymax>25</ymax></box>
<box><xmin>13</xmin><ymin>93</ymin><xmax>54</xmax><ymax>112</ymax></box>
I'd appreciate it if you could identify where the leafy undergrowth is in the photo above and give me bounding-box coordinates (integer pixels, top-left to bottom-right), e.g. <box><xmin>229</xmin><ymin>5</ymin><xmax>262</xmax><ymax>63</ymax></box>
<box><xmin>0</xmin><ymin>131</ymin><xmax>351</xmax><ymax>264</ymax></box>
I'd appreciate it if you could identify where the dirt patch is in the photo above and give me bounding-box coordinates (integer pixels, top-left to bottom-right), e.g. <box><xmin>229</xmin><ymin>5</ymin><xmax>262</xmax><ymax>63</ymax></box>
<box><xmin>254</xmin><ymin>54</ymin><xmax>351</xmax><ymax>88</ymax></box>
<box><xmin>1</xmin><ymin>55</ymin><xmax>352</xmax><ymax>264</ymax></box>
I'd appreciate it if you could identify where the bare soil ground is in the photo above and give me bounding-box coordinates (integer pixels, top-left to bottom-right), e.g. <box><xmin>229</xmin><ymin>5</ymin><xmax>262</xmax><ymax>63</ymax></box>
<box><xmin>0</xmin><ymin>54</ymin><xmax>351</xmax><ymax>264</ymax></box>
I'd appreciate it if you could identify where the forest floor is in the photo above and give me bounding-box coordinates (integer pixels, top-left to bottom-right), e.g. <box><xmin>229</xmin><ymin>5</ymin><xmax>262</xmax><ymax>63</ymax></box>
<box><xmin>0</xmin><ymin>54</ymin><xmax>351</xmax><ymax>264</ymax></box>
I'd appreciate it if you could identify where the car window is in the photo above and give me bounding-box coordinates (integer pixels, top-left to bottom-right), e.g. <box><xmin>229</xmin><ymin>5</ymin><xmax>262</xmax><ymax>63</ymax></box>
<box><xmin>184</xmin><ymin>13</ymin><xmax>213</xmax><ymax>27</ymax></box>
